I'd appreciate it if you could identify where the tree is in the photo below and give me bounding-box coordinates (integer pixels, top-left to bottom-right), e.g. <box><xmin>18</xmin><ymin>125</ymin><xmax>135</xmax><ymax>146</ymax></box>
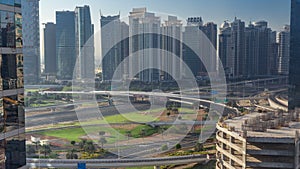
<box><xmin>175</xmin><ymin>143</ymin><xmax>181</xmax><ymax>150</ymax></box>
<box><xmin>140</xmin><ymin>128</ymin><xmax>146</xmax><ymax>142</ymax></box>
<box><xmin>167</xmin><ymin>112</ymin><xmax>171</xmax><ymax>117</ymax></box>
<box><xmin>26</xmin><ymin>145</ymin><xmax>36</xmax><ymax>155</ymax></box>
<box><xmin>79</xmin><ymin>139</ymin><xmax>87</xmax><ymax>149</ymax></box>
<box><xmin>194</xmin><ymin>142</ymin><xmax>204</xmax><ymax>152</ymax></box>
<box><xmin>40</xmin><ymin>145</ymin><xmax>51</xmax><ymax>158</ymax></box>
<box><xmin>84</xmin><ymin>141</ymin><xmax>96</xmax><ymax>154</ymax></box>
<box><xmin>126</xmin><ymin>131</ymin><xmax>131</xmax><ymax>140</ymax></box>
<box><xmin>99</xmin><ymin>131</ymin><xmax>106</xmax><ymax>136</ymax></box>
<box><xmin>70</xmin><ymin>141</ymin><xmax>76</xmax><ymax>146</ymax></box>
<box><xmin>99</xmin><ymin>137</ymin><xmax>107</xmax><ymax>148</ymax></box>
<box><xmin>33</xmin><ymin>140</ymin><xmax>40</xmax><ymax>150</ymax></box>
<box><xmin>66</xmin><ymin>149</ymin><xmax>78</xmax><ymax>159</ymax></box>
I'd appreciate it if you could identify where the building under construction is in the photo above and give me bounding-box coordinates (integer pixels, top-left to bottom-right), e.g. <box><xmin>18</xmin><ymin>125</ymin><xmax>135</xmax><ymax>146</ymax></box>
<box><xmin>216</xmin><ymin>109</ymin><xmax>300</xmax><ymax>169</ymax></box>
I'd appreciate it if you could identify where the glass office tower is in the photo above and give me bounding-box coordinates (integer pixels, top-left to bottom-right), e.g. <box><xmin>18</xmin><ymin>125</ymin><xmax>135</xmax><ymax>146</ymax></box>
<box><xmin>22</xmin><ymin>0</ymin><xmax>40</xmax><ymax>84</ymax></box>
<box><xmin>289</xmin><ymin>0</ymin><xmax>300</xmax><ymax>110</ymax></box>
<box><xmin>56</xmin><ymin>11</ymin><xmax>76</xmax><ymax>80</ymax></box>
<box><xmin>75</xmin><ymin>5</ymin><xmax>94</xmax><ymax>79</ymax></box>
<box><xmin>0</xmin><ymin>0</ymin><xmax>26</xmax><ymax>168</ymax></box>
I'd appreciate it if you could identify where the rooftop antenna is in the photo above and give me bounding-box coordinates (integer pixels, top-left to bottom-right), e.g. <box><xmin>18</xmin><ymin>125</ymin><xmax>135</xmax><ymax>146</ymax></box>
<box><xmin>99</xmin><ymin>9</ymin><xmax>102</xmax><ymax>17</ymax></box>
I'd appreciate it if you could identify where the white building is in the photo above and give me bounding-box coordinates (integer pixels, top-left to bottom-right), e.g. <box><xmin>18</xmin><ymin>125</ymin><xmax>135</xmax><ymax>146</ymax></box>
<box><xmin>129</xmin><ymin>8</ymin><xmax>161</xmax><ymax>82</ymax></box>
<box><xmin>161</xmin><ymin>16</ymin><xmax>182</xmax><ymax>81</ymax></box>
<box><xmin>278</xmin><ymin>25</ymin><xmax>290</xmax><ymax>75</ymax></box>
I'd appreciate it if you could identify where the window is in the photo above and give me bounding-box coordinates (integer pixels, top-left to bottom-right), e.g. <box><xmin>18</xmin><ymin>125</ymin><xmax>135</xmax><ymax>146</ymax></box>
<box><xmin>0</xmin><ymin>0</ymin><xmax>14</xmax><ymax>6</ymax></box>
<box><xmin>0</xmin><ymin>11</ymin><xmax>15</xmax><ymax>47</ymax></box>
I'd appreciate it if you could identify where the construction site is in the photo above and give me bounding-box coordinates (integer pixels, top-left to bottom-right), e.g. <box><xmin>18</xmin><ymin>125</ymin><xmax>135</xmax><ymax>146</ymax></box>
<box><xmin>216</xmin><ymin>100</ymin><xmax>300</xmax><ymax>169</ymax></box>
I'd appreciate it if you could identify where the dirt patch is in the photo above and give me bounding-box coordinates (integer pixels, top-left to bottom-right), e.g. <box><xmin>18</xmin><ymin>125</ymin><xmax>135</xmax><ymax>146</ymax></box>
<box><xmin>111</xmin><ymin>124</ymin><xmax>139</xmax><ymax>130</ymax></box>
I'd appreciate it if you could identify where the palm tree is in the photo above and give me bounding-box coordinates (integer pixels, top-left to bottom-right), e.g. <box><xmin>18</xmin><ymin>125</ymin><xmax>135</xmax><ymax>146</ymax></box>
<box><xmin>194</xmin><ymin>142</ymin><xmax>204</xmax><ymax>152</ymax></box>
<box><xmin>40</xmin><ymin>145</ymin><xmax>51</xmax><ymax>158</ymax></box>
<box><xmin>33</xmin><ymin>140</ymin><xmax>40</xmax><ymax>151</ymax></box>
<box><xmin>79</xmin><ymin>139</ymin><xmax>87</xmax><ymax>150</ymax></box>
<box><xmin>125</xmin><ymin>131</ymin><xmax>131</xmax><ymax>140</ymax></box>
<box><xmin>140</xmin><ymin>128</ymin><xmax>146</xmax><ymax>142</ymax></box>
<box><xmin>66</xmin><ymin>149</ymin><xmax>78</xmax><ymax>159</ymax></box>
<box><xmin>84</xmin><ymin>141</ymin><xmax>96</xmax><ymax>154</ymax></box>
<box><xmin>167</xmin><ymin>112</ymin><xmax>171</xmax><ymax>117</ymax></box>
<box><xmin>70</xmin><ymin>140</ymin><xmax>76</xmax><ymax>146</ymax></box>
<box><xmin>99</xmin><ymin>137</ymin><xmax>107</xmax><ymax>148</ymax></box>
<box><xmin>99</xmin><ymin>131</ymin><xmax>106</xmax><ymax>136</ymax></box>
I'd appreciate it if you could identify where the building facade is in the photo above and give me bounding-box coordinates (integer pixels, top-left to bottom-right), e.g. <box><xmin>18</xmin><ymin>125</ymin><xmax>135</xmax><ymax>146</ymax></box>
<box><xmin>289</xmin><ymin>0</ymin><xmax>300</xmax><ymax>110</ymax></box>
<box><xmin>183</xmin><ymin>17</ymin><xmax>204</xmax><ymax>77</ymax></box>
<box><xmin>219</xmin><ymin>19</ymin><xmax>277</xmax><ymax>78</ymax></box>
<box><xmin>129</xmin><ymin>8</ymin><xmax>161</xmax><ymax>82</ymax></box>
<box><xmin>219</xmin><ymin>21</ymin><xmax>234</xmax><ymax>77</ymax></box>
<box><xmin>0</xmin><ymin>0</ymin><xmax>26</xmax><ymax>168</ymax></box>
<box><xmin>216</xmin><ymin>109</ymin><xmax>299</xmax><ymax>169</ymax></box>
<box><xmin>22</xmin><ymin>0</ymin><xmax>40</xmax><ymax>84</ymax></box>
<box><xmin>183</xmin><ymin>17</ymin><xmax>217</xmax><ymax>77</ymax></box>
<box><xmin>56</xmin><ymin>11</ymin><xmax>76</xmax><ymax>80</ymax></box>
<box><xmin>44</xmin><ymin>22</ymin><xmax>56</xmax><ymax>75</ymax></box>
<box><xmin>278</xmin><ymin>25</ymin><xmax>290</xmax><ymax>75</ymax></box>
<box><xmin>75</xmin><ymin>5</ymin><xmax>94</xmax><ymax>79</ymax></box>
<box><xmin>101</xmin><ymin>14</ymin><xmax>129</xmax><ymax>81</ymax></box>
<box><xmin>161</xmin><ymin>16</ymin><xmax>182</xmax><ymax>81</ymax></box>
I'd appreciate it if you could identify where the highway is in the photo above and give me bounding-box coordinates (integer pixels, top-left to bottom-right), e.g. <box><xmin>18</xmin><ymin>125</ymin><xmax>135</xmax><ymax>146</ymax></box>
<box><xmin>26</xmin><ymin>103</ymin><xmax>151</xmax><ymax>127</ymax></box>
<box><xmin>27</xmin><ymin>154</ymin><xmax>211</xmax><ymax>168</ymax></box>
<box><xmin>25</xmin><ymin>77</ymin><xmax>287</xmax><ymax>167</ymax></box>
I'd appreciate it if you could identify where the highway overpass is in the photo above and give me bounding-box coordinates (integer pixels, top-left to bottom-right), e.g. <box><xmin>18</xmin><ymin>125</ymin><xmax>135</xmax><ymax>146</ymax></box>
<box><xmin>27</xmin><ymin>155</ymin><xmax>210</xmax><ymax>168</ymax></box>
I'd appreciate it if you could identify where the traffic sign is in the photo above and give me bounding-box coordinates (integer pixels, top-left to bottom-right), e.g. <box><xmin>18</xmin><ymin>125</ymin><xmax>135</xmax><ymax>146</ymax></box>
<box><xmin>78</xmin><ymin>163</ymin><xmax>86</xmax><ymax>169</ymax></box>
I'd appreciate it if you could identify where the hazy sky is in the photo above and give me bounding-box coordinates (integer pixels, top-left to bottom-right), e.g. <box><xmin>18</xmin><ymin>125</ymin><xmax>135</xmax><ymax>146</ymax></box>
<box><xmin>40</xmin><ymin>0</ymin><xmax>290</xmax><ymax>31</ymax></box>
<box><xmin>39</xmin><ymin>0</ymin><xmax>291</xmax><ymax>61</ymax></box>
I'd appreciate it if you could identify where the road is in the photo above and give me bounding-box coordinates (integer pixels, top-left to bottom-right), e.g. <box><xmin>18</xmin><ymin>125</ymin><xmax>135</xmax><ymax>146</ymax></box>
<box><xmin>27</xmin><ymin>154</ymin><xmax>211</xmax><ymax>168</ymax></box>
<box><xmin>26</xmin><ymin>103</ymin><xmax>151</xmax><ymax>128</ymax></box>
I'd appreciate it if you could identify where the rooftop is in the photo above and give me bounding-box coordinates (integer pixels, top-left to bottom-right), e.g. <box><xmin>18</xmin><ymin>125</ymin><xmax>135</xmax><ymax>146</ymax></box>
<box><xmin>222</xmin><ymin>111</ymin><xmax>300</xmax><ymax>138</ymax></box>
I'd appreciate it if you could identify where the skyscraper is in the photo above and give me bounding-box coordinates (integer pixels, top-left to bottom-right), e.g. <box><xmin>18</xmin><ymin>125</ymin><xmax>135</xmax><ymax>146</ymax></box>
<box><xmin>278</xmin><ymin>25</ymin><xmax>290</xmax><ymax>75</ymax></box>
<box><xmin>161</xmin><ymin>16</ymin><xmax>182</xmax><ymax>81</ymax></box>
<box><xmin>183</xmin><ymin>17</ymin><xmax>217</xmax><ymax>77</ymax></box>
<box><xmin>44</xmin><ymin>22</ymin><xmax>56</xmax><ymax>75</ymax></box>
<box><xmin>219</xmin><ymin>21</ymin><xmax>234</xmax><ymax>77</ymax></box>
<box><xmin>200</xmin><ymin>22</ymin><xmax>217</xmax><ymax>73</ymax></box>
<box><xmin>254</xmin><ymin>21</ymin><xmax>274</xmax><ymax>75</ymax></box>
<box><xmin>22</xmin><ymin>0</ymin><xmax>40</xmax><ymax>84</ymax></box>
<box><xmin>183</xmin><ymin>17</ymin><xmax>204</xmax><ymax>77</ymax></box>
<box><xmin>0</xmin><ymin>0</ymin><xmax>25</xmax><ymax>168</ymax></box>
<box><xmin>75</xmin><ymin>5</ymin><xmax>94</xmax><ymax>79</ymax></box>
<box><xmin>56</xmin><ymin>11</ymin><xmax>76</xmax><ymax>80</ymax></box>
<box><xmin>200</xmin><ymin>22</ymin><xmax>217</xmax><ymax>49</ymax></box>
<box><xmin>244</xmin><ymin>22</ymin><xmax>259</xmax><ymax>76</ymax></box>
<box><xmin>231</xmin><ymin>17</ymin><xmax>246</xmax><ymax>77</ymax></box>
<box><xmin>101</xmin><ymin>14</ymin><xmax>126</xmax><ymax>81</ymax></box>
<box><xmin>129</xmin><ymin>8</ymin><xmax>161</xmax><ymax>82</ymax></box>
<box><xmin>289</xmin><ymin>0</ymin><xmax>300</xmax><ymax>110</ymax></box>
<box><xmin>219</xmin><ymin>19</ymin><xmax>277</xmax><ymax>78</ymax></box>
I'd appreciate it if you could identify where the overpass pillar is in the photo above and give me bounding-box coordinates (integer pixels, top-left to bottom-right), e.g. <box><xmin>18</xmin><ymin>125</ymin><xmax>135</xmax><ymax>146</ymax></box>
<box><xmin>154</xmin><ymin>166</ymin><xmax>161</xmax><ymax>169</ymax></box>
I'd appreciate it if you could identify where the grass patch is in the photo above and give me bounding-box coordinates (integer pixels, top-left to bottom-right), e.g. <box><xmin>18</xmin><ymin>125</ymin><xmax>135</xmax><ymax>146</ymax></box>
<box><xmin>123</xmin><ymin>125</ymin><xmax>159</xmax><ymax>138</ymax></box>
<box><xmin>39</xmin><ymin>127</ymin><xmax>86</xmax><ymax>142</ymax></box>
<box><xmin>38</xmin><ymin>124</ymin><xmax>160</xmax><ymax>143</ymax></box>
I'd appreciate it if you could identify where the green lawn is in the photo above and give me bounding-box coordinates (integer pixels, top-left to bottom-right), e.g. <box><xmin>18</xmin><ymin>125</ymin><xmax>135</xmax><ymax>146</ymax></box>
<box><xmin>35</xmin><ymin>107</ymin><xmax>196</xmax><ymax>142</ymax></box>
<box><xmin>79</xmin><ymin>110</ymin><xmax>163</xmax><ymax>125</ymax></box>
<box><xmin>118</xmin><ymin>125</ymin><xmax>159</xmax><ymax>138</ymax></box>
<box><xmin>39</xmin><ymin>127</ymin><xmax>86</xmax><ymax>142</ymax></box>
<box><xmin>38</xmin><ymin>124</ymin><xmax>160</xmax><ymax>143</ymax></box>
